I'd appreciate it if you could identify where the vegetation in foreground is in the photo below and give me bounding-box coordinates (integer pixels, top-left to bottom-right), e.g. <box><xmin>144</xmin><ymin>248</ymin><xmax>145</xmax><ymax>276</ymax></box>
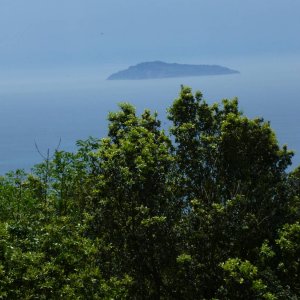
<box><xmin>0</xmin><ymin>86</ymin><xmax>299</xmax><ymax>299</ymax></box>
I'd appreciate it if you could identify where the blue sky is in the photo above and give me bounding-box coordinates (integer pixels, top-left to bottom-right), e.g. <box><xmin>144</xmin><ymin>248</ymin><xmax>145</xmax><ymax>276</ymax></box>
<box><xmin>0</xmin><ymin>0</ymin><xmax>300</xmax><ymax>69</ymax></box>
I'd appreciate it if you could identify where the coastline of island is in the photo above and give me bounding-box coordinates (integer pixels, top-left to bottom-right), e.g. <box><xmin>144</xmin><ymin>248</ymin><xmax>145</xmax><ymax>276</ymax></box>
<box><xmin>107</xmin><ymin>61</ymin><xmax>239</xmax><ymax>80</ymax></box>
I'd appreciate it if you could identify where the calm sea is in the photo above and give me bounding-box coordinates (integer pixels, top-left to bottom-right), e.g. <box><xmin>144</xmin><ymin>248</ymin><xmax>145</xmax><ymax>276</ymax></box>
<box><xmin>0</xmin><ymin>55</ymin><xmax>299</xmax><ymax>174</ymax></box>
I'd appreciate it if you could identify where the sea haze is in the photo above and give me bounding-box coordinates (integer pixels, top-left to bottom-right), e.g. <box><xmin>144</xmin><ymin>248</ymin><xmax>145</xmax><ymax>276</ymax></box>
<box><xmin>0</xmin><ymin>55</ymin><xmax>300</xmax><ymax>174</ymax></box>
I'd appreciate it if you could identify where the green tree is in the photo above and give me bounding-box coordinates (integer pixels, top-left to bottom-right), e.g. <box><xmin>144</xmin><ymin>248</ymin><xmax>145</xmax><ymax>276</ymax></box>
<box><xmin>168</xmin><ymin>87</ymin><xmax>295</xmax><ymax>298</ymax></box>
<box><xmin>168</xmin><ymin>86</ymin><xmax>292</xmax><ymax>205</ymax></box>
<box><xmin>91</xmin><ymin>103</ymin><xmax>180</xmax><ymax>299</ymax></box>
<box><xmin>0</xmin><ymin>86</ymin><xmax>299</xmax><ymax>299</ymax></box>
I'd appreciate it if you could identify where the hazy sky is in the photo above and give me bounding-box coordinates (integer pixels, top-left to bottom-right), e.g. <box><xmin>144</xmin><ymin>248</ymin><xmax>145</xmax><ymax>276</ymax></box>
<box><xmin>0</xmin><ymin>0</ymin><xmax>300</xmax><ymax>69</ymax></box>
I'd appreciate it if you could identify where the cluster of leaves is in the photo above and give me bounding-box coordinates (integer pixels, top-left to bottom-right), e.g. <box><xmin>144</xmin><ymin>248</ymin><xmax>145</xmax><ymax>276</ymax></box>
<box><xmin>0</xmin><ymin>86</ymin><xmax>299</xmax><ymax>299</ymax></box>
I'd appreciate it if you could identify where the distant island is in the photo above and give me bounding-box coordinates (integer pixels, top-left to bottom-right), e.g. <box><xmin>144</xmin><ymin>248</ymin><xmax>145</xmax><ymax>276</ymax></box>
<box><xmin>107</xmin><ymin>61</ymin><xmax>239</xmax><ymax>80</ymax></box>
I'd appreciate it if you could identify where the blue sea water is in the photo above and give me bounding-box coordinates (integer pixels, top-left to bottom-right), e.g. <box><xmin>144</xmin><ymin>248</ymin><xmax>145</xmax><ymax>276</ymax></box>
<box><xmin>0</xmin><ymin>55</ymin><xmax>299</xmax><ymax>174</ymax></box>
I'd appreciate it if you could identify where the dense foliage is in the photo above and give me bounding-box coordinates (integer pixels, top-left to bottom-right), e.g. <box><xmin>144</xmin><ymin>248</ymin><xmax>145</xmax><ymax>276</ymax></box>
<box><xmin>0</xmin><ymin>87</ymin><xmax>299</xmax><ymax>299</ymax></box>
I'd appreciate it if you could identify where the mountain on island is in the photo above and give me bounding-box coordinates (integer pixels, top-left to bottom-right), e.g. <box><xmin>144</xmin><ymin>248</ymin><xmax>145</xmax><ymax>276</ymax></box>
<box><xmin>107</xmin><ymin>61</ymin><xmax>239</xmax><ymax>80</ymax></box>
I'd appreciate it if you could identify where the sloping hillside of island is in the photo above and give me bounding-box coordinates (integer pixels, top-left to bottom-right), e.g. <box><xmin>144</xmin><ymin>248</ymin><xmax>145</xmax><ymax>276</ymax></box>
<box><xmin>107</xmin><ymin>61</ymin><xmax>239</xmax><ymax>80</ymax></box>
